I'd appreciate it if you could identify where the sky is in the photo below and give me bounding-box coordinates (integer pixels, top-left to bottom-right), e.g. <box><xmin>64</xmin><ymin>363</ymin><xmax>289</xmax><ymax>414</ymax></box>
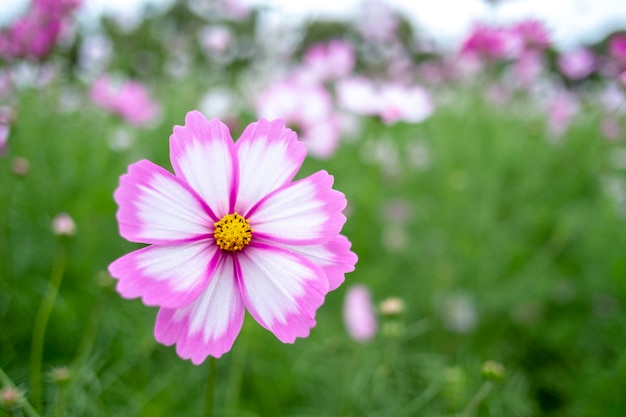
<box><xmin>1</xmin><ymin>0</ymin><xmax>626</xmax><ymax>51</ymax></box>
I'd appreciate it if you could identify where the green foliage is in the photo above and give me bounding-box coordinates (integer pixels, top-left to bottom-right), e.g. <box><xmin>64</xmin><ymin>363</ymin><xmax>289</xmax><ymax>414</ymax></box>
<box><xmin>1</xmin><ymin>72</ymin><xmax>625</xmax><ymax>417</ymax></box>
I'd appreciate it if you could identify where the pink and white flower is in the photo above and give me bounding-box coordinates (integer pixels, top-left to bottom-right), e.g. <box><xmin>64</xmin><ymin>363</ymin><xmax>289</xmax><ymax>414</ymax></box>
<box><xmin>90</xmin><ymin>75</ymin><xmax>161</xmax><ymax>127</ymax></box>
<box><xmin>108</xmin><ymin>111</ymin><xmax>357</xmax><ymax>363</ymax></box>
<box><xmin>255</xmin><ymin>79</ymin><xmax>341</xmax><ymax>159</ymax></box>
<box><xmin>377</xmin><ymin>83</ymin><xmax>434</xmax><ymax>124</ymax></box>
<box><xmin>547</xmin><ymin>89</ymin><xmax>579</xmax><ymax>137</ymax></box>
<box><xmin>337</xmin><ymin>77</ymin><xmax>434</xmax><ymax>124</ymax></box>
<box><xmin>298</xmin><ymin>39</ymin><xmax>356</xmax><ymax>83</ymax></box>
<box><xmin>511</xmin><ymin>19</ymin><xmax>551</xmax><ymax>52</ymax></box>
<box><xmin>0</xmin><ymin>107</ymin><xmax>14</xmax><ymax>157</ymax></box>
<box><xmin>557</xmin><ymin>48</ymin><xmax>596</xmax><ymax>81</ymax></box>
<box><xmin>459</xmin><ymin>23</ymin><xmax>522</xmax><ymax>62</ymax></box>
<box><xmin>608</xmin><ymin>34</ymin><xmax>626</xmax><ymax>71</ymax></box>
<box><xmin>343</xmin><ymin>284</ymin><xmax>377</xmax><ymax>342</ymax></box>
<box><xmin>0</xmin><ymin>0</ymin><xmax>81</xmax><ymax>60</ymax></box>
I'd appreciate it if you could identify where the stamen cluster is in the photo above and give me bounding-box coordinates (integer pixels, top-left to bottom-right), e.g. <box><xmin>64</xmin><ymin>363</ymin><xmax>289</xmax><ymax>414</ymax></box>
<box><xmin>213</xmin><ymin>212</ymin><xmax>253</xmax><ymax>252</ymax></box>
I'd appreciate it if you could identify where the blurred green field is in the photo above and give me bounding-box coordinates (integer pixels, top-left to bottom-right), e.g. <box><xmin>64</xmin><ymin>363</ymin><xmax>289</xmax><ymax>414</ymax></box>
<box><xmin>1</xmin><ymin>72</ymin><xmax>625</xmax><ymax>417</ymax></box>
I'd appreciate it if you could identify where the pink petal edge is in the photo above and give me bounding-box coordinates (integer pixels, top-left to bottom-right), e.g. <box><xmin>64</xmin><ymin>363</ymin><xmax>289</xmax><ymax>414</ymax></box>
<box><xmin>114</xmin><ymin>159</ymin><xmax>213</xmax><ymax>245</ymax></box>
<box><xmin>236</xmin><ymin>242</ymin><xmax>329</xmax><ymax>343</ymax></box>
<box><xmin>170</xmin><ymin>111</ymin><xmax>239</xmax><ymax>218</ymax></box>
<box><xmin>108</xmin><ymin>240</ymin><xmax>220</xmax><ymax>309</ymax></box>
<box><xmin>234</xmin><ymin>119</ymin><xmax>306</xmax><ymax>211</ymax></box>
<box><xmin>154</xmin><ymin>255</ymin><xmax>245</xmax><ymax>363</ymax></box>
<box><xmin>247</xmin><ymin>170</ymin><xmax>347</xmax><ymax>246</ymax></box>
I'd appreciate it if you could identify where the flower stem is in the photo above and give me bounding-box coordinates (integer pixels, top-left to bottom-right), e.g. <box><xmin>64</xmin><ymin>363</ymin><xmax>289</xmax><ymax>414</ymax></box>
<box><xmin>29</xmin><ymin>246</ymin><xmax>67</xmax><ymax>411</ymax></box>
<box><xmin>0</xmin><ymin>366</ymin><xmax>42</xmax><ymax>417</ymax></box>
<box><xmin>203</xmin><ymin>356</ymin><xmax>217</xmax><ymax>417</ymax></box>
<box><xmin>460</xmin><ymin>380</ymin><xmax>493</xmax><ymax>416</ymax></box>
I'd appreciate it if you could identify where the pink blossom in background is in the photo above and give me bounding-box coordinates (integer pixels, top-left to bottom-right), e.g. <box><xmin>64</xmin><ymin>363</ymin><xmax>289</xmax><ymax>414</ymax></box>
<box><xmin>558</xmin><ymin>48</ymin><xmax>596</xmax><ymax>80</ymax></box>
<box><xmin>511</xmin><ymin>19</ymin><xmax>551</xmax><ymax>52</ymax></box>
<box><xmin>222</xmin><ymin>0</ymin><xmax>251</xmax><ymax>20</ymax></box>
<box><xmin>343</xmin><ymin>285</ymin><xmax>377</xmax><ymax>342</ymax></box>
<box><xmin>377</xmin><ymin>83</ymin><xmax>434</xmax><ymax>124</ymax></box>
<box><xmin>0</xmin><ymin>107</ymin><xmax>14</xmax><ymax>157</ymax></box>
<box><xmin>547</xmin><ymin>89</ymin><xmax>579</xmax><ymax>137</ymax></box>
<box><xmin>608</xmin><ymin>34</ymin><xmax>626</xmax><ymax>70</ymax></box>
<box><xmin>90</xmin><ymin>75</ymin><xmax>161</xmax><ymax>127</ymax></box>
<box><xmin>108</xmin><ymin>111</ymin><xmax>357</xmax><ymax>363</ymax></box>
<box><xmin>336</xmin><ymin>77</ymin><xmax>380</xmax><ymax>116</ymax></box>
<box><xmin>0</xmin><ymin>0</ymin><xmax>81</xmax><ymax>60</ymax></box>
<box><xmin>600</xmin><ymin>83</ymin><xmax>626</xmax><ymax>114</ymax></box>
<box><xmin>459</xmin><ymin>24</ymin><xmax>521</xmax><ymax>61</ymax></box>
<box><xmin>355</xmin><ymin>0</ymin><xmax>398</xmax><ymax>43</ymax></box>
<box><xmin>255</xmin><ymin>79</ymin><xmax>341</xmax><ymax>158</ymax></box>
<box><xmin>299</xmin><ymin>40</ymin><xmax>356</xmax><ymax>83</ymax></box>
<box><xmin>620</xmin><ymin>71</ymin><xmax>626</xmax><ymax>88</ymax></box>
<box><xmin>337</xmin><ymin>77</ymin><xmax>434</xmax><ymax>124</ymax></box>
<box><xmin>513</xmin><ymin>51</ymin><xmax>545</xmax><ymax>87</ymax></box>
<box><xmin>198</xmin><ymin>25</ymin><xmax>233</xmax><ymax>55</ymax></box>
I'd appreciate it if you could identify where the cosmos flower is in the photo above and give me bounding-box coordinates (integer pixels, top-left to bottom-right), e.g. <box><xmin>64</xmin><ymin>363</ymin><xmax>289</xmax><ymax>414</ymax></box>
<box><xmin>255</xmin><ymin>79</ymin><xmax>341</xmax><ymax>158</ymax></box>
<box><xmin>336</xmin><ymin>77</ymin><xmax>434</xmax><ymax>124</ymax></box>
<box><xmin>0</xmin><ymin>0</ymin><xmax>81</xmax><ymax>60</ymax></box>
<box><xmin>90</xmin><ymin>75</ymin><xmax>161</xmax><ymax>127</ymax></box>
<box><xmin>459</xmin><ymin>23</ymin><xmax>521</xmax><ymax>62</ymax></box>
<box><xmin>377</xmin><ymin>83</ymin><xmax>434</xmax><ymax>124</ymax></box>
<box><xmin>108</xmin><ymin>111</ymin><xmax>357</xmax><ymax>363</ymax></box>
<box><xmin>342</xmin><ymin>284</ymin><xmax>377</xmax><ymax>342</ymax></box>
<box><xmin>557</xmin><ymin>48</ymin><xmax>596</xmax><ymax>81</ymax></box>
<box><xmin>547</xmin><ymin>89</ymin><xmax>579</xmax><ymax>137</ymax></box>
<box><xmin>297</xmin><ymin>39</ymin><xmax>356</xmax><ymax>83</ymax></box>
<box><xmin>608</xmin><ymin>34</ymin><xmax>626</xmax><ymax>70</ymax></box>
<box><xmin>0</xmin><ymin>107</ymin><xmax>14</xmax><ymax>157</ymax></box>
<box><xmin>511</xmin><ymin>19</ymin><xmax>551</xmax><ymax>52</ymax></box>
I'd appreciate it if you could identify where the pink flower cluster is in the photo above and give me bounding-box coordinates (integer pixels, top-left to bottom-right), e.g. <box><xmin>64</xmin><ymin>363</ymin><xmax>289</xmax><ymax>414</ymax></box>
<box><xmin>336</xmin><ymin>77</ymin><xmax>433</xmax><ymax>124</ymax></box>
<box><xmin>460</xmin><ymin>19</ymin><xmax>551</xmax><ymax>62</ymax></box>
<box><xmin>90</xmin><ymin>75</ymin><xmax>161</xmax><ymax>127</ymax></box>
<box><xmin>255</xmin><ymin>39</ymin><xmax>356</xmax><ymax>159</ymax></box>
<box><xmin>0</xmin><ymin>0</ymin><xmax>81</xmax><ymax>61</ymax></box>
<box><xmin>254</xmin><ymin>38</ymin><xmax>434</xmax><ymax>158</ymax></box>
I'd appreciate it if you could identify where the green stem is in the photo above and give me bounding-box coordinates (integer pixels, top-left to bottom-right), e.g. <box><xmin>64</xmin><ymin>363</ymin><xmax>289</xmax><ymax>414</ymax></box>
<box><xmin>54</xmin><ymin>383</ymin><xmax>67</xmax><ymax>417</ymax></box>
<box><xmin>0</xmin><ymin>366</ymin><xmax>42</xmax><ymax>417</ymax></box>
<box><xmin>460</xmin><ymin>380</ymin><xmax>493</xmax><ymax>417</ymax></box>
<box><xmin>224</xmin><ymin>335</ymin><xmax>246</xmax><ymax>413</ymax></box>
<box><xmin>203</xmin><ymin>357</ymin><xmax>217</xmax><ymax>417</ymax></box>
<box><xmin>29</xmin><ymin>246</ymin><xmax>67</xmax><ymax>412</ymax></box>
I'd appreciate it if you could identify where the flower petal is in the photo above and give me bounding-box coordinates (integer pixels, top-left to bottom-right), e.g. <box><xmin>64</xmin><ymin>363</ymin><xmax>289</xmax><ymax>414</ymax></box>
<box><xmin>236</xmin><ymin>243</ymin><xmax>329</xmax><ymax>343</ymax></box>
<box><xmin>114</xmin><ymin>159</ymin><xmax>213</xmax><ymax>244</ymax></box>
<box><xmin>108</xmin><ymin>240</ymin><xmax>219</xmax><ymax>308</ymax></box>
<box><xmin>234</xmin><ymin>119</ymin><xmax>306</xmax><ymax>211</ymax></box>
<box><xmin>247</xmin><ymin>171</ymin><xmax>347</xmax><ymax>245</ymax></box>
<box><xmin>154</xmin><ymin>256</ymin><xmax>245</xmax><ymax>363</ymax></box>
<box><xmin>170</xmin><ymin>111</ymin><xmax>238</xmax><ymax>218</ymax></box>
<box><xmin>279</xmin><ymin>235</ymin><xmax>357</xmax><ymax>291</ymax></box>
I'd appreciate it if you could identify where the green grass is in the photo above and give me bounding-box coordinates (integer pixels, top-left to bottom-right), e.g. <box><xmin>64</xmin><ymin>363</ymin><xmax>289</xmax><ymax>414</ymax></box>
<box><xmin>1</xmin><ymin>75</ymin><xmax>626</xmax><ymax>417</ymax></box>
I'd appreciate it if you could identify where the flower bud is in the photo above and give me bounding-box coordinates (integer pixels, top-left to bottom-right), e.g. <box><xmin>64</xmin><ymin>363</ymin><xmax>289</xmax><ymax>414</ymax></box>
<box><xmin>379</xmin><ymin>297</ymin><xmax>404</xmax><ymax>316</ymax></box>
<box><xmin>481</xmin><ymin>360</ymin><xmax>506</xmax><ymax>382</ymax></box>
<box><xmin>52</xmin><ymin>212</ymin><xmax>76</xmax><ymax>237</ymax></box>
<box><xmin>0</xmin><ymin>387</ymin><xmax>21</xmax><ymax>408</ymax></box>
<box><xmin>11</xmin><ymin>156</ymin><xmax>30</xmax><ymax>176</ymax></box>
<box><xmin>50</xmin><ymin>366</ymin><xmax>71</xmax><ymax>384</ymax></box>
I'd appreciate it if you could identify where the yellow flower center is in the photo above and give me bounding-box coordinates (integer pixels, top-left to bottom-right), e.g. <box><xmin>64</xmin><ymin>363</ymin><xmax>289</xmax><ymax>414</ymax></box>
<box><xmin>213</xmin><ymin>212</ymin><xmax>253</xmax><ymax>252</ymax></box>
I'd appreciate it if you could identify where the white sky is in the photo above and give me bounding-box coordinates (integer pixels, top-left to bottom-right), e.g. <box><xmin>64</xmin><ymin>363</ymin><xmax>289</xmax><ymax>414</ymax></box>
<box><xmin>1</xmin><ymin>0</ymin><xmax>626</xmax><ymax>51</ymax></box>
